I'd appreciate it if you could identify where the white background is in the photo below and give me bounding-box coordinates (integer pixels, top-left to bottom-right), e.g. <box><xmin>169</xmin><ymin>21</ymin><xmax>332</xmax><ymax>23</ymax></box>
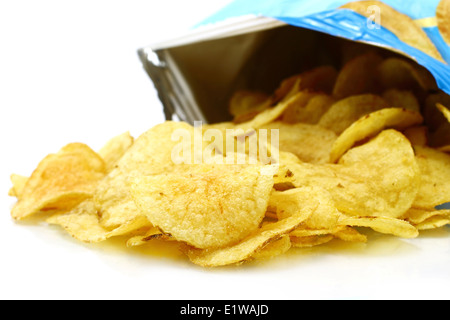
<box><xmin>1</xmin><ymin>0</ymin><xmax>449</xmax><ymax>300</ymax></box>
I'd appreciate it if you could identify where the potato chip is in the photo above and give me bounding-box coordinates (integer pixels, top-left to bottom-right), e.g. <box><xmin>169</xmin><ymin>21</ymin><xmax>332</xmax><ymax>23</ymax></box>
<box><xmin>424</xmin><ymin>92</ymin><xmax>450</xmax><ymax>131</ymax></box>
<box><xmin>290</xmin><ymin>235</ymin><xmax>334</xmax><ymax>248</ymax></box>
<box><xmin>270</xmin><ymin>187</ymin><xmax>341</xmax><ymax>230</ymax></box>
<box><xmin>94</xmin><ymin>121</ymin><xmax>194</xmax><ymax>230</ymax></box>
<box><xmin>341</xmin><ymin>1</ymin><xmax>444</xmax><ymax>61</ymax></box>
<box><xmin>332</xmin><ymin>52</ymin><xmax>382</xmax><ymax>99</ymax></box>
<box><xmin>437</xmin><ymin>103</ymin><xmax>450</xmax><ymax>123</ymax></box>
<box><xmin>377</xmin><ymin>58</ymin><xmax>438</xmax><ymax>92</ymax></box>
<box><xmin>403</xmin><ymin>126</ymin><xmax>428</xmax><ymax>146</ymax></box>
<box><xmin>412</xmin><ymin>146</ymin><xmax>450</xmax><ymax>210</ymax></box>
<box><xmin>338</xmin><ymin>215</ymin><xmax>419</xmax><ymax>238</ymax></box>
<box><xmin>185</xmin><ymin>186</ymin><xmax>320</xmax><ymax>267</ymax></box>
<box><xmin>251</xmin><ymin>235</ymin><xmax>291</xmax><ymax>261</ymax></box>
<box><xmin>289</xmin><ymin>130</ymin><xmax>420</xmax><ymax>218</ymax></box>
<box><xmin>272</xmin><ymin>66</ymin><xmax>338</xmax><ymax>103</ymax></box>
<box><xmin>329</xmin><ymin>108</ymin><xmax>423</xmax><ymax>163</ymax></box>
<box><xmin>333</xmin><ymin>226</ymin><xmax>368</xmax><ymax>243</ymax></box>
<box><xmin>261</xmin><ymin>122</ymin><xmax>337</xmax><ymax>164</ymax></box>
<box><xmin>127</xmin><ymin>227</ymin><xmax>173</xmax><ymax>247</ymax></box>
<box><xmin>235</xmin><ymin>91</ymin><xmax>311</xmax><ymax>132</ymax></box>
<box><xmin>11</xmin><ymin>143</ymin><xmax>106</xmax><ymax>220</ymax></box>
<box><xmin>47</xmin><ymin>199</ymin><xmax>151</xmax><ymax>243</ymax></box>
<box><xmin>382</xmin><ymin>89</ymin><xmax>420</xmax><ymax>112</ymax></box>
<box><xmin>8</xmin><ymin>174</ymin><xmax>28</xmax><ymax>199</ymax></box>
<box><xmin>416</xmin><ymin>216</ymin><xmax>450</xmax><ymax>231</ymax></box>
<box><xmin>98</xmin><ymin>131</ymin><xmax>134</xmax><ymax>173</ymax></box>
<box><xmin>318</xmin><ymin>94</ymin><xmax>390</xmax><ymax>135</ymax></box>
<box><xmin>282</xmin><ymin>93</ymin><xmax>336</xmax><ymax>124</ymax></box>
<box><xmin>131</xmin><ymin>165</ymin><xmax>276</xmax><ymax>249</ymax></box>
<box><xmin>402</xmin><ymin>208</ymin><xmax>450</xmax><ymax>226</ymax></box>
<box><xmin>437</xmin><ymin>0</ymin><xmax>450</xmax><ymax>46</ymax></box>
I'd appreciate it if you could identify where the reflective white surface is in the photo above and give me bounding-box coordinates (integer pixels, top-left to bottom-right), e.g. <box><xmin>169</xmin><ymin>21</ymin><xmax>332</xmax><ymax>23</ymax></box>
<box><xmin>1</xmin><ymin>0</ymin><xmax>449</xmax><ymax>300</ymax></box>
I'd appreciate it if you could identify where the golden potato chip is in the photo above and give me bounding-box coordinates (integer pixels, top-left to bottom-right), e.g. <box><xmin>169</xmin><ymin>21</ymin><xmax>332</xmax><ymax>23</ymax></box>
<box><xmin>382</xmin><ymin>89</ymin><xmax>420</xmax><ymax>112</ymax></box>
<box><xmin>282</xmin><ymin>93</ymin><xmax>336</xmax><ymax>124</ymax></box>
<box><xmin>416</xmin><ymin>216</ymin><xmax>450</xmax><ymax>231</ymax></box>
<box><xmin>290</xmin><ymin>235</ymin><xmax>334</xmax><ymax>248</ymax></box>
<box><xmin>403</xmin><ymin>208</ymin><xmax>450</xmax><ymax>226</ymax></box>
<box><xmin>47</xmin><ymin>199</ymin><xmax>151</xmax><ymax>243</ymax></box>
<box><xmin>340</xmin><ymin>1</ymin><xmax>443</xmax><ymax>61</ymax></box>
<box><xmin>329</xmin><ymin>108</ymin><xmax>423</xmax><ymax>163</ymax></box>
<box><xmin>437</xmin><ymin>103</ymin><xmax>450</xmax><ymax>123</ymax></box>
<box><xmin>251</xmin><ymin>235</ymin><xmax>291</xmax><ymax>261</ymax></box>
<box><xmin>131</xmin><ymin>165</ymin><xmax>276</xmax><ymax>249</ymax></box>
<box><xmin>377</xmin><ymin>58</ymin><xmax>438</xmax><ymax>92</ymax></box>
<box><xmin>235</xmin><ymin>91</ymin><xmax>310</xmax><ymax>132</ymax></box>
<box><xmin>437</xmin><ymin>0</ymin><xmax>450</xmax><ymax>46</ymax></box>
<box><xmin>318</xmin><ymin>94</ymin><xmax>390</xmax><ymax>135</ymax></box>
<box><xmin>424</xmin><ymin>92</ymin><xmax>450</xmax><ymax>130</ymax></box>
<box><xmin>412</xmin><ymin>146</ymin><xmax>450</xmax><ymax>210</ymax></box>
<box><xmin>12</xmin><ymin>143</ymin><xmax>106</xmax><ymax>220</ymax></box>
<box><xmin>94</xmin><ymin>121</ymin><xmax>194</xmax><ymax>230</ymax></box>
<box><xmin>403</xmin><ymin>126</ymin><xmax>428</xmax><ymax>146</ymax></box>
<box><xmin>8</xmin><ymin>174</ymin><xmax>28</xmax><ymax>199</ymax></box>
<box><xmin>289</xmin><ymin>130</ymin><xmax>420</xmax><ymax>218</ymax></box>
<box><xmin>261</xmin><ymin>122</ymin><xmax>337</xmax><ymax>164</ymax></box>
<box><xmin>127</xmin><ymin>227</ymin><xmax>173</xmax><ymax>247</ymax></box>
<box><xmin>332</xmin><ymin>52</ymin><xmax>382</xmax><ymax>99</ymax></box>
<box><xmin>185</xmin><ymin>186</ymin><xmax>320</xmax><ymax>267</ymax></box>
<box><xmin>338</xmin><ymin>215</ymin><xmax>419</xmax><ymax>238</ymax></box>
<box><xmin>98</xmin><ymin>131</ymin><xmax>134</xmax><ymax>173</ymax></box>
<box><xmin>272</xmin><ymin>66</ymin><xmax>338</xmax><ymax>103</ymax></box>
<box><xmin>270</xmin><ymin>187</ymin><xmax>341</xmax><ymax>230</ymax></box>
<box><xmin>333</xmin><ymin>226</ymin><xmax>368</xmax><ymax>243</ymax></box>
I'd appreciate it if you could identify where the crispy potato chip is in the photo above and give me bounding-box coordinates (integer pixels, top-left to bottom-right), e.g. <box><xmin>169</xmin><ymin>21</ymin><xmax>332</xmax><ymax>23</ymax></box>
<box><xmin>98</xmin><ymin>131</ymin><xmax>134</xmax><ymax>172</ymax></box>
<box><xmin>318</xmin><ymin>94</ymin><xmax>390</xmax><ymax>135</ymax></box>
<box><xmin>341</xmin><ymin>1</ymin><xmax>443</xmax><ymax>61</ymax></box>
<box><xmin>424</xmin><ymin>92</ymin><xmax>450</xmax><ymax>131</ymax></box>
<box><xmin>377</xmin><ymin>58</ymin><xmax>438</xmax><ymax>92</ymax></box>
<box><xmin>382</xmin><ymin>89</ymin><xmax>420</xmax><ymax>112</ymax></box>
<box><xmin>290</xmin><ymin>130</ymin><xmax>420</xmax><ymax>218</ymax></box>
<box><xmin>185</xmin><ymin>186</ymin><xmax>320</xmax><ymax>267</ymax></box>
<box><xmin>333</xmin><ymin>226</ymin><xmax>368</xmax><ymax>243</ymax></box>
<box><xmin>416</xmin><ymin>216</ymin><xmax>450</xmax><ymax>231</ymax></box>
<box><xmin>131</xmin><ymin>165</ymin><xmax>276</xmax><ymax>249</ymax></box>
<box><xmin>94</xmin><ymin>121</ymin><xmax>195</xmax><ymax>230</ymax></box>
<box><xmin>282</xmin><ymin>93</ymin><xmax>336</xmax><ymax>124</ymax></box>
<box><xmin>329</xmin><ymin>108</ymin><xmax>423</xmax><ymax>163</ymax></box>
<box><xmin>437</xmin><ymin>103</ymin><xmax>450</xmax><ymax>123</ymax></box>
<box><xmin>403</xmin><ymin>208</ymin><xmax>450</xmax><ymax>226</ymax></box>
<box><xmin>261</xmin><ymin>122</ymin><xmax>337</xmax><ymax>164</ymax></box>
<box><xmin>270</xmin><ymin>187</ymin><xmax>341</xmax><ymax>230</ymax></box>
<box><xmin>437</xmin><ymin>0</ymin><xmax>450</xmax><ymax>46</ymax></box>
<box><xmin>8</xmin><ymin>174</ymin><xmax>28</xmax><ymax>199</ymax></box>
<box><xmin>272</xmin><ymin>66</ymin><xmax>338</xmax><ymax>103</ymax></box>
<box><xmin>235</xmin><ymin>92</ymin><xmax>311</xmax><ymax>132</ymax></box>
<box><xmin>332</xmin><ymin>52</ymin><xmax>382</xmax><ymax>99</ymax></box>
<box><xmin>251</xmin><ymin>235</ymin><xmax>291</xmax><ymax>261</ymax></box>
<box><xmin>290</xmin><ymin>235</ymin><xmax>334</xmax><ymax>248</ymax></box>
<box><xmin>47</xmin><ymin>199</ymin><xmax>151</xmax><ymax>243</ymax></box>
<box><xmin>403</xmin><ymin>126</ymin><xmax>428</xmax><ymax>146</ymax></box>
<box><xmin>412</xmin><ymin>146</ymin><xmax>450</xmax><ymax>210</ymax></box>
<box><xmin>12</xmin><ymin>143</ymin><xmax>106</xmax><ymax>220</ymax></box>
<box><xmin>126</xmin><ymin>227</ymin><xmax>173</xmax><ymax>247</ymax></box>
<box><xmin>338</xmin><ymin>215</ymin><xmax>419</xmax><ymax>238</ymax></box>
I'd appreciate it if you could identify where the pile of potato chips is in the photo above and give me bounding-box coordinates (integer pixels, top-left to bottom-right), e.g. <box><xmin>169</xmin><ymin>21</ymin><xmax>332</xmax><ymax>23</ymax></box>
<box><xmin>9</xmin><ymin>49</ymin><xmax>450</xmax><ymax>267</ymax></box>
